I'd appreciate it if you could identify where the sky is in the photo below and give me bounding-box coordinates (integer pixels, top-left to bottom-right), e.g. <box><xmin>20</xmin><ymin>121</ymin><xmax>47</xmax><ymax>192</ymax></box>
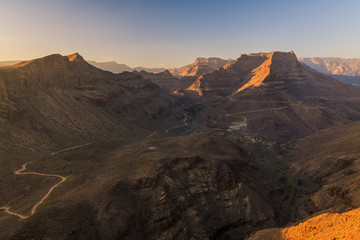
<box><xmin>1</xmin><ymin>0</ymin><xmax>360</xmax><ymax>68</ymax></box>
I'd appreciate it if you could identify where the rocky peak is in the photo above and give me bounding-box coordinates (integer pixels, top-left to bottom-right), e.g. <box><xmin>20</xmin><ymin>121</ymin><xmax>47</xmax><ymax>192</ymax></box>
<box><xmin>67</xmin><ymin>52</ymin><xmax>84</xmax><ymax>62</ymax></box>
<box><xmin>187</xmin><ymin>51</ymin><xmax>300</xmax><ymax>96</ymax></box>
<box><xmin>234</xmin><ymin>51</ymin><xmax>298</xmax><ymax>93</ymax></box>
<box><xmin>0</xmin><ymin>53</ymin><xmax>110</xmax><ymax>99</ymax></box>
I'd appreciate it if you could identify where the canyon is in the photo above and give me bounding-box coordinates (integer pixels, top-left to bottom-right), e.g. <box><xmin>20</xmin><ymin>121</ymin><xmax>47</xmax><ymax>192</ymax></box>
<box><xmin>0</xmin><ymin>51</ymin><xmax>359</xmax><ymax>239</ymax></box>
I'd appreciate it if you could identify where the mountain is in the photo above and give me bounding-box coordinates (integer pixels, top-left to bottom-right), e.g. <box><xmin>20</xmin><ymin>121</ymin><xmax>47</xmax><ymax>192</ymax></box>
<box><xmin>187</xmin><ymin>51</ymin><xmax>360</xmax><ymax>140</ymax></box>
<box><xmin>298</xmin><ymin>57</ymin><xmax>360</xmax><ymax>76</ymax></box>
<box><xmin>299</xmin><ymin>57</ymin><xmax>360</xmax><ymax>87</ymax></box>
<box><xmin>0</xmin><ymin>53</ymin><xmax>182</xmax><ymax>143</ymax></box>
<box><xmin>87</xmin><ymin>61</ymin><xmax>133</xmax><ymax>73</ymax></box>
<box><xmin>2</xmin><ymin>51</ymin><xmax>360</xmax><ymax>240</ymax></box>
<box><xmin>133</xmin><ymin>70</ymin><xmax>195</xmax><ymax>92</ymax></box>
<box><xmin>170</xmin><ymin>57</ymin><xmax>234</xmax><ymax>77</ymax></box>
<box><xmin>88</xmin><ymin>60</ymin><xmax>166</xmax><ymax>73</ymax></box>
<box><xmin>0</xmin><ymin>52</ymin><xmax>292</xmax><ymax>240</ymax></box>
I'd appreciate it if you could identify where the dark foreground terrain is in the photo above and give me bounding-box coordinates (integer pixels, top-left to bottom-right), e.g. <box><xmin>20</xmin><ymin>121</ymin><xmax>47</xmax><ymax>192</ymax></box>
<box><xmin>0</xmin><ymin>51</ymin><xmax>360</xmax><ymax>239</ymax></box>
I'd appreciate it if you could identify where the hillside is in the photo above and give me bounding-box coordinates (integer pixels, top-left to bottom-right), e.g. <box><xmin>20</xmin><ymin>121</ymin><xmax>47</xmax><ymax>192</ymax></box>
<box><xmin>247</xmin><ymin>121</ymin><xmax>360</xmax><ymax>240</ymax></box>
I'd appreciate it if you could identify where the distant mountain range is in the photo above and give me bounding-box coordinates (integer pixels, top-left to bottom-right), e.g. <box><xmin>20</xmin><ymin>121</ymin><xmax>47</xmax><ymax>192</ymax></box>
<box><xmin>298</xmin><ymin>57</ymin><xmax>360</xmax><ymax>76</ymax></box>
<box><xmin>0</xmin><ymin>60</ymin><xmax>21</xmax><ymax>67</ymax></box>
<box><xmin>299</xmin><ymin>57</ymin><xmax>360</xmax><ymax>86</ymax></box>
<box><xmin>3</xmin><ymin>56</ymin><xmax>360</xmax><ymax>88</ymax></box>
<box><xmin>87</xmin><ymin>61</ymin><xmax>167</xmax><ymax>73</ymax></box>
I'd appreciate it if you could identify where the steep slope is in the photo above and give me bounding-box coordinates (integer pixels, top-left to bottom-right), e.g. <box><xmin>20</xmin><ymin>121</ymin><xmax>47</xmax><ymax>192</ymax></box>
<box><xmin>170</xmin><ymin>57</ymin><xmax>234</xmax><ymax>77</ymax></box>
<box><xmin>88</xmin><ymin>60</ymin><xmax>166</xmax><ymax>73</ymax></box>
<box><xmin>285</xmin><ymin>121</ymin><xmax>360</xmax><ymax>218</ymax></box>
<box><xmin>187</xmin><ymin>53</ymin><xmax>271</xmax><ymax>96</ymax></box>
<box><xmin>187</xmin><ymin>51</ymin><xmax>360</xmax><ymax>140</ymax></box>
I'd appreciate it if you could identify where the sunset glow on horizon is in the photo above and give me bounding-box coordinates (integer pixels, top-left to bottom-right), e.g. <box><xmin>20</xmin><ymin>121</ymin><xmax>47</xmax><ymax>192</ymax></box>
<box><xmin>1</xmin><ymin>0</ymin><xmax>360</xmax><ymax>67</ymax></box>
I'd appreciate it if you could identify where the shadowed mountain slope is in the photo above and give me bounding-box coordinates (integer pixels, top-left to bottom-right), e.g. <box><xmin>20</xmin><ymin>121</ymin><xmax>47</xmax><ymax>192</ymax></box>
<box><xmin>132</xmin><ymin>70</ymin><xmax>194</xmax><ymax>92</ymax></box>
<box><xmin>0</xmin><ymin>53</ymin><xmax>182</xmax><ymax>143</ymax></box>
<box><xmin>247</xmin><ymin>121</ymin><xmax>360</xmax><ymax>240</ymax></box>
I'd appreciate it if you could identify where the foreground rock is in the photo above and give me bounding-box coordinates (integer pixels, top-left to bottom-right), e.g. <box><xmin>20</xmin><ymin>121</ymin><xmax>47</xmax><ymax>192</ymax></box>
<box><xmin>248</xmin><ymin>208</ymin><xmax>360</xmax><ymax>240</ymax></box>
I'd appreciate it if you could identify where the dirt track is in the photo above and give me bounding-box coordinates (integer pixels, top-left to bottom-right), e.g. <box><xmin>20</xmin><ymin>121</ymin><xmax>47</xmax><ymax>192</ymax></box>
<box><xmin>0</xmin><ymin>162</ymin><xmax>66</xmax><ymax>219</ymax></box>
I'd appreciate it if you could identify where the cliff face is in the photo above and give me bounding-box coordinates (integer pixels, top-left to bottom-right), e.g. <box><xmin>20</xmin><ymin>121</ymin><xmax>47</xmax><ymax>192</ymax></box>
<box><xmin>187</xmin><ymin>53</ymin><xmax>268</xmax><ymax>96</ymax></box>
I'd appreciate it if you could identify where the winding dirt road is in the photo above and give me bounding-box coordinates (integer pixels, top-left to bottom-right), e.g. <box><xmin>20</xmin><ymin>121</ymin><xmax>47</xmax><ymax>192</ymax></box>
<box><xmin>51</xmin><ymin>142</ymin><xmax>91</xmax><ymax>155</ymax></box>
<box><xmin>0</xmin><ymin>162</ymin><xmax>66</xmax><ymax>219</ymax></box>
<box><xmin>165</xmin><ymin>113</ymin><xmax>188</xmax><ymax>134</ymax></box>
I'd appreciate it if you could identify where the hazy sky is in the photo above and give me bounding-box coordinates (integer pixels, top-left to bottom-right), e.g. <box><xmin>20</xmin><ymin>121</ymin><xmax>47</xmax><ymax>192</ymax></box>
<box><xmin>1</xmin><ymin>0</ymin><xmax>360</xmax><ymax>67</ymax></box>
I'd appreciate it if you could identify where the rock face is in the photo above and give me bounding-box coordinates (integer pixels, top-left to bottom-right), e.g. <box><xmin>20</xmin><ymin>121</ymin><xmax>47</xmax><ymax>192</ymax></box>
<box><xmin>170</xmin><ymin>57</ymin><xmax>234</xmax><ymax>77</ymax></box>
<box><xmin>248</xmin><ymin>208</ymin><xmax>360</xmax><ymax>240</ymax></box>
<box><xmin>187</xmin><ymin>53</ymin><xmax>270</xmax><ymax>96</ymax></box>
<box><xmin>187</xmin><ymin>51</ymin><xmax>360</xmax><ymax>140</ymax></box>
<box><xmin>88</xmin><ymin>60</ymin><xmax>166</xmax><ymax>73</ymax></box>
